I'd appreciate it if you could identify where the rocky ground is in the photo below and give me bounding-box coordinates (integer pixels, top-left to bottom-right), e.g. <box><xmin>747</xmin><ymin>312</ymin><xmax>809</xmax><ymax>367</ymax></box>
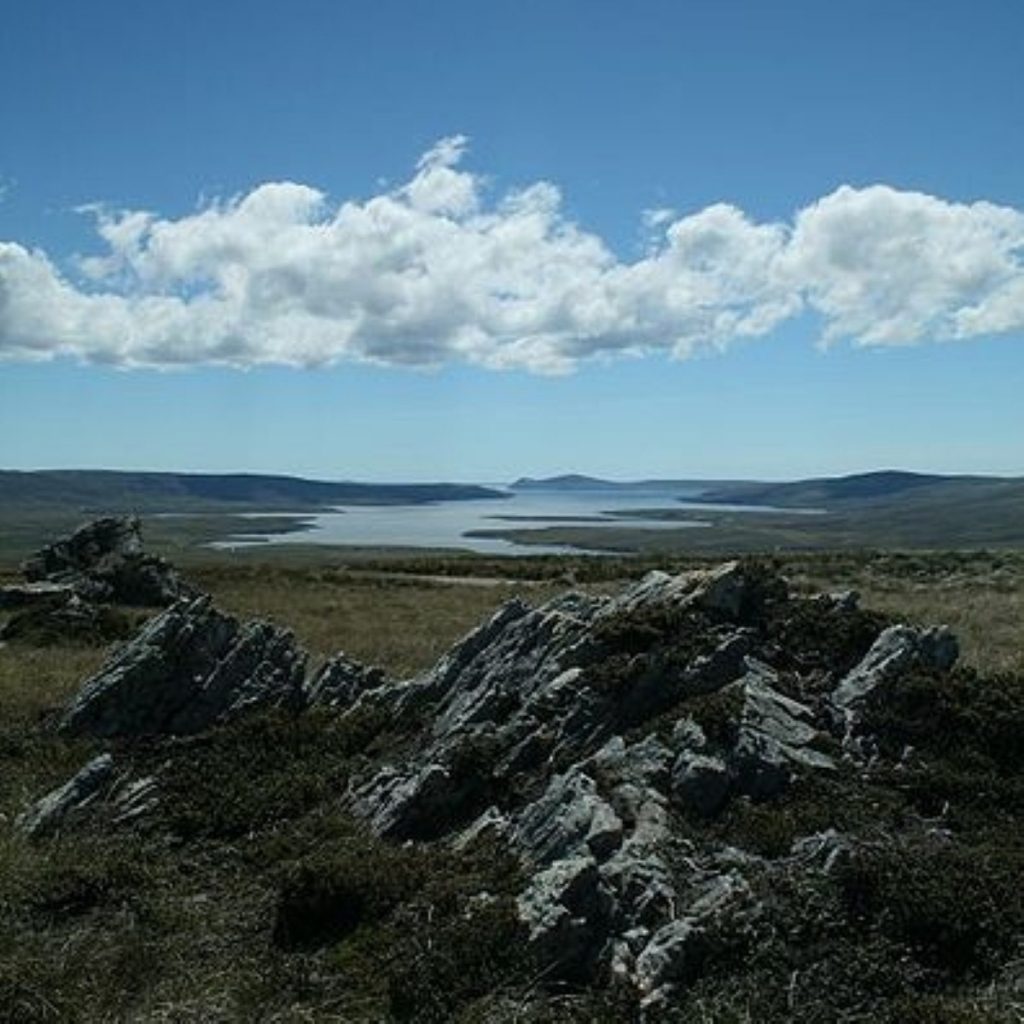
<box><xmin>3</xmin><ymin>523</ymin><xmax>1024</xmax><ymax>1021</ymax></box>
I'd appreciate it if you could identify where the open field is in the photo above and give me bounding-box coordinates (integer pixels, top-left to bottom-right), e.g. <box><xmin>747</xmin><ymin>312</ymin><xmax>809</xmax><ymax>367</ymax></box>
<box><xmin>185</xmin><ymin>549</ymin><xmax>1024</xmax><ymax>677</ymax></box>
<box><xmin>4</xmin><ymin>548</ymin><xmax>1023</xmax><ymax>676</ymax></box>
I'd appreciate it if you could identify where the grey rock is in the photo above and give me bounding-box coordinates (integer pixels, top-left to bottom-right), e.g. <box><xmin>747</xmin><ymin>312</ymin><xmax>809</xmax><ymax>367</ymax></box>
<box><xmin>597</xmin><ymin>562</ymin><xmax>753</xmax><ymax>623</ymax></box>
<box><xmin>21</xmin><ymin>516</ymin><xmax>191</xmax><ymax>607</ymax></box>
<box><xmin>303</xmin><ymin>653</ymin><xmax>384</xmax><ymax>710</ymax></box>
<box><xmin>349</xmin><ymin>565</ymin><xmax>774</xmax><ymax>850</ymax></box>
<box><xmin>516</xmin><ymin>855</ymin><xmax>614</xmax><ymax>976</ymax></box>
<box><xmin>59</xmin><ymin>595</ymin><xmax>307</xmax><ymax>737</ymax></box>
<box><xmin>671</xmin><ymin>750</ymin><xmax>731</xmax><ymax>817</ymax></box>
<box><xmin>831</xmin><ymin>624</ymin><xmax>959</xmax><ymax>712</ymax></box>
<box><xmin>110</xmin><ymin>775</ymin><xmax>160</xmax><ymax>825</ymax></box>
<box><xmin>347</xmin><ymin>594</ymin><xmax>606</xmax><ymax>840</ymax></box>
<box><xmin>634</xmin><ymin>872</ymin><xmax>751</xmax><ymax>1005</ymax></box>
<box><xmin>613</xmin><ymin>629</ymin><xmax>752</xmax><ymax>732</ymax></box>
<box><xmin>351</xmin><ymin>763</ymin><xmax>459</xmax><ymax>840</ymax></box>
<box><xmin>670</xmin><ymin>716</ymin><xmax>708</xmax><ymax>752</ymax></box>
<box><xmin>452</xmin><ymin>806</ymin><xmax>511</xmax><ymax>851</ymax></box>
<box><xmin>332</xmin><ymin>560</ymin><xmax>964</xmax><ymax>1008</ymax></box>
<box><xmin>790</xmin><ymin>829</ymin><xmax>851</xmax><ymax>873</ymax></box>
<box><xmin>514</xmin><ymin>768</ymin><xmax>623</xmax><ymax>864</ymax></box>
<box><xmin>599</xmin><ymin>795</ymin><xmax>678</xmax><ymax>928</ymax></box>
<box><xmin>730</xmin><ymin>666</ymin><xmax>835</xmax><ymax>800</ymax></box>
<box><xmin>16</xmin><ymin>753</ymin><xmax>116</xmax><ymax>837</ymax></box>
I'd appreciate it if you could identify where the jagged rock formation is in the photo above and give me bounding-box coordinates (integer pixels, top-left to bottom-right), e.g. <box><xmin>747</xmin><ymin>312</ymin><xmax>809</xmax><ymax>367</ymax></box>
<box><xmin>1</xmin><ymin>516</ymin><xmax>194</xmax><ymax>645</ymax></box>
<box><xmin>304</xmin><ymin>652</ymin><xmax>386</xmax><ymax>709</ymax></box>
<box><xmin>338</xmin><ymin>562</ymin><xmax>887</xmax><ymax>1004</ymax></box>
<box><xmin>18</xmin><ymin>515</ymin><xmax>191</xmax><ymax>606</ymax></box>
<box><xmin>25</xmin><ymin>554</ymin><xmax>1010</xmax><ymax>1019</ymax></box>
<box><xmin>59</xmin><ymin>595</ymin><xmax>308</xmax><ymax>737</ymax></box>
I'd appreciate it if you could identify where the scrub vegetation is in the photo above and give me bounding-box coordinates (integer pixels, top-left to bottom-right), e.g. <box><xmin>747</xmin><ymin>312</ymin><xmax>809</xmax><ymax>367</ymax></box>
<box><xmin>1</xmin><ymin>548</ymin><xmax>1022</xmax><ymax>1021</ymax></box>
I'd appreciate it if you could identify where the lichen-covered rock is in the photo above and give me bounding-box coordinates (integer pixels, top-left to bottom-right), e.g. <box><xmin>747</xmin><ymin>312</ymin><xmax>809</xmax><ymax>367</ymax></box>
<box><xmin>59</xmin><ymin>595</ymin><xmax>307</xmax><ymax>737</ymax></box>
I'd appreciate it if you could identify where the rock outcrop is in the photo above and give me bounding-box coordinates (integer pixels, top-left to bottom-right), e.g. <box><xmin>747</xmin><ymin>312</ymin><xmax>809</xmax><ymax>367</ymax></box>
<box><xmin>19</xmin><ymin>515</ymin><xmax>191</xmax><ymax>607</ymax></box>
<box><xmin>60</xmin><ymin>595</ymin><xmax>308</xmax><ymax>737</ymax></box>
<box><xmin>1</xmin><ymin>516</ymin><xmax>194</xmax><ymax>646</ymax></box>
<box><xmin>22</xmin><ymin>551</ymin><xmax>978</xmax><ymax>1016</ymax></box>
<box><xmin>334</xmin><ymin>561</ymin><xmax>913</xmax><ymax>1004</ymax></box>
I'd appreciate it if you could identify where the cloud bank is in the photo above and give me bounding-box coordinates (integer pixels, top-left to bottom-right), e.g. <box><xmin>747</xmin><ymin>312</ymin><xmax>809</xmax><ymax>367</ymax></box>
<box><xmin>2</xmin><ymin>136</ymin><xmax>1023</xmax><ymax>373</ymax></box>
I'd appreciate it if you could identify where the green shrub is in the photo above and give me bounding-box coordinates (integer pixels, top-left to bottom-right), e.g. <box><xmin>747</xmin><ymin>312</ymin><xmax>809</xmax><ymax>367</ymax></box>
<box><xmin>837</xmin><ymin>838</ymin><xmax>1024</xmax><ymax>978</ymax></box>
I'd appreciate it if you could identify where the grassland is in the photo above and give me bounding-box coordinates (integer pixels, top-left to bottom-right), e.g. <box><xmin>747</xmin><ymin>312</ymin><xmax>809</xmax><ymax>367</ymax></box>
<box><xmin>1</xmin><ymin>547</ymin><xmax>1022</xmax><ymax>1021</ymax></box>
<box><xmin>182</xmin><ymin>549</ymin><xmax>1024</xmax><ymax>676</ymax></box>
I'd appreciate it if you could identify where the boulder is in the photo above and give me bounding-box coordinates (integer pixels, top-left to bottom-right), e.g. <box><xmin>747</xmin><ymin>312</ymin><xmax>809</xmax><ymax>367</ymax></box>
<box><xmin>59</xmin><ymin>595</ymin><xmax>307</xmax><ymax>737</ymax></box>
<box><xmin>671</xmin><ymin>750</ymin><xmax>731</xmax><ymax>818</ymax></box>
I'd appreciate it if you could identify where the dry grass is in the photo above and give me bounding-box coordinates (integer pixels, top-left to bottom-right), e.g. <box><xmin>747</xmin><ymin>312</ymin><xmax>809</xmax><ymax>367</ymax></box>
<box><xmin>787</xmin><ymin>552</ymin><xmax>1024</xmax><ymax>676</ymax></box>
<box><xmin>189</xmin><ymin>564</ymin><xmax>566</xmax><ymax>677</ymax></box>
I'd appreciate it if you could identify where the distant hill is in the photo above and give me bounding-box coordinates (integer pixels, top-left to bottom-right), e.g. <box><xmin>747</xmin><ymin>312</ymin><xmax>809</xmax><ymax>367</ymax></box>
<box><xmin>0</xmin><ymin>470</ymin><xmax>505</xmax><ymax>513</ymax></box>
<box><xmin>511</xmin><ymin>470</ymin><xmax>1023</xmax><ymax>511</ymax></box>
<box><xmin>511</xmin><ymin>474</ymin><xmax>614</xmax><ymax>491</ymax></box>
<box><xmin>510</xmin><ymin>474</ymin><xmax>733</xmax><ymax>495</ymax></box>
<box><xmin>493</xmin><ymin>470</ymin><xmax>1024</xmax><ymax>551</ymax></box>
<box><xmin>689</xmin><ymin>470</ymin><xmax>1007</xmax><ymax>508</ymax></box>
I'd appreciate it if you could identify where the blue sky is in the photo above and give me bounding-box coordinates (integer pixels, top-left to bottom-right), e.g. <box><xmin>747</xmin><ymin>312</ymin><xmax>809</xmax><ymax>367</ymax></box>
<box><xmin>1</xmin><ymin>0</ymin><xmax>1022</xmax><ymax>481</ymax></box>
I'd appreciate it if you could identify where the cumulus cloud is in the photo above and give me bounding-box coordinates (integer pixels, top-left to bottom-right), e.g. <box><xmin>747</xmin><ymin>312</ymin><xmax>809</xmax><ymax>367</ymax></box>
<box><xmin>1</xmin><ymin>138</ymin><xmax>1022</xmax><ymax>373</ymax></box>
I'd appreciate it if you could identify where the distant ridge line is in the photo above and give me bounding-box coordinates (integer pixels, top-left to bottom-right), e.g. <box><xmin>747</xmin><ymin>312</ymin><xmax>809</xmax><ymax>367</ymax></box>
<box><xmin>0</xmin><ymin>469</ymin><xmax>506</xmax><ymax>513</ymax></box>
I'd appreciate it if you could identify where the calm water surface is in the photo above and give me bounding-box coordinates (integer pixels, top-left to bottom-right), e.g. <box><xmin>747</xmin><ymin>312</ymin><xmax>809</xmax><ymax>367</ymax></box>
<box><xmin>214</xmin><ymin>487</ymin><xmax>807</xmax><ymax>556</ymax></box>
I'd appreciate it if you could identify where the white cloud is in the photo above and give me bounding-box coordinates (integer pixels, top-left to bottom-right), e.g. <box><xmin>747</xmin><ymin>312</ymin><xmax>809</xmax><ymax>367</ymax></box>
<box><xmin>1</xmin><ymin>138</ymin><xmax>1022</xmax><ymax>373</ymax></box>
<box><xmin>783</xmin><ymin>184</ymin><xmax>1024</xmax><ymax>347</ymax></box>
